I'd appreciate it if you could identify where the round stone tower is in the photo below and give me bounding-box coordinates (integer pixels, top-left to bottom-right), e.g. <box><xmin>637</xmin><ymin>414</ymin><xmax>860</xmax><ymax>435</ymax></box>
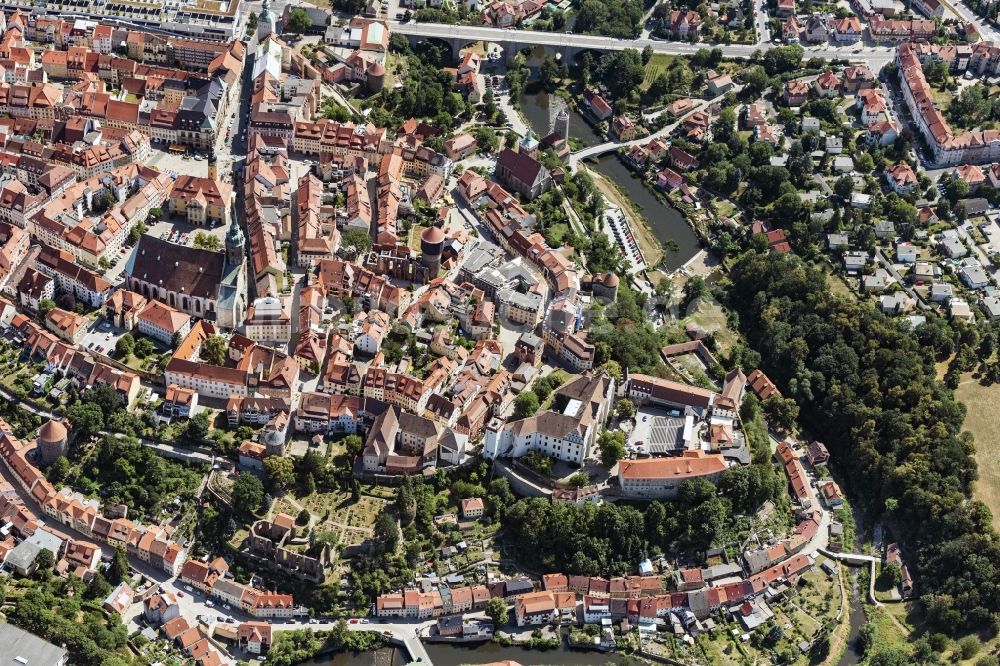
<box><xmin>37</xmin><ymin>419</ymin><xmax>69</xmax><ymax>466</ymax></box>
<box><xmin>420</xmin><ymin>225</ymin><xmax>445</xmax><ymax>276</ymax></box>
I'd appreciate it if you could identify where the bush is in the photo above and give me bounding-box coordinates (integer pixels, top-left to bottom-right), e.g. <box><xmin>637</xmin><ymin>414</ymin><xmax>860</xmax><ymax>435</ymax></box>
<box><xmin>959</xmin><ymin>636</ymin><xmax>982</xmax><ymax>659</ymax></box>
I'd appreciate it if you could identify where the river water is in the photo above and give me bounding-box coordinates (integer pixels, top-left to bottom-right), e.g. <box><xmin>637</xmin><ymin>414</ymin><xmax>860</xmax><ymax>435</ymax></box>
<box><xmin>301</xmin><ymin>641</ymin><xmax>621</xmax><ymax>666</ymax></box>
<box><xmin>513</xmin><ymin>58</ymin><xmax>702</xmax><ymax>271</ymax></box>
<box><xmin>424</xmin><ymin>641</ymin><xmax>622</xmax><ymax>665</ymax></box>
<box><xmin>837</xmin><ymin>573</ymin><xmax>867</xmax><ymax>666</ymax></box>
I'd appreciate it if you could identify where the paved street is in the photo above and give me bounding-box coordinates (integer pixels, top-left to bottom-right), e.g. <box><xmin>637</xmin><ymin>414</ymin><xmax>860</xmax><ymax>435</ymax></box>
<box><xmin>767</xmin><ymin>433</ymin><xmax>831</xmax><ymax>555</ymax></box>
<box><xmin>755</xmin><ymin>0</ymin><xmax>771</xmax><ymax>44</ymax></box>
<box><xmin>942</xmin><ymin>0</ymin><xmax>1000</xmax><ymax>41</ymax></box>
<box><xmin>875</xmin><ymin>250</ymin><xmax>928</xmax><ymax>310</ymax></box>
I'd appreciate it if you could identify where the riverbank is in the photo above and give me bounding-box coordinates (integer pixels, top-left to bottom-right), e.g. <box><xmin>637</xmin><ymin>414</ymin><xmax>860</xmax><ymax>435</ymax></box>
<box><xmin>585</xmin><ymin>164</ymin><xmax>665</xmax><ymax>269</ymax></box>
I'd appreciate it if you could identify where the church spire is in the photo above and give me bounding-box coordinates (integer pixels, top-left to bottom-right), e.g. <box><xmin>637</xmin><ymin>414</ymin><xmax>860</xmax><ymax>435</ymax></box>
<box><xmin>257</xmin><ymin>0</ymin><xmax>274</xmax><ymax>43</ymax></box>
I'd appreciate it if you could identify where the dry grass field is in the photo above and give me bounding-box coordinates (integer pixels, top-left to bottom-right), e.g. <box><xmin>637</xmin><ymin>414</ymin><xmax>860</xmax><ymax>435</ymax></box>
<box><xmin>955</xmin><ymin>376</ymin><xmax>1000</xmax><ymax>531</ymax></box>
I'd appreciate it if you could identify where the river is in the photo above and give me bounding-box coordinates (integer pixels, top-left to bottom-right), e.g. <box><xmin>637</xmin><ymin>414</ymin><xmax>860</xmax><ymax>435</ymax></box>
<box><xmin>300</xmin><ymin>647</ymin><xmax>406</xmax><ymax>666</ymax></box>
<box><xmin>424</xmin><ymin>641</ymin><xmax>622</xmax><ymax>665</ymax></box>
<box><xmin>513</xmin><ymin>53</ymin><xmax>702</xmax><ymax>271</ymax></box>
<box><xmin>837</xmin><ymin>573</ymin><xmax>868</xmax><ymax>666</ymax></box>
<box><xmin>301</xmin><ymin>641</ymin><xmax>621</xmax><ymax>666</ymax></box>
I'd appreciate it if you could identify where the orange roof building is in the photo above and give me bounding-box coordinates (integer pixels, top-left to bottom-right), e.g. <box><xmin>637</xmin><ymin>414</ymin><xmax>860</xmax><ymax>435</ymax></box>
<box><xmin>618</xmin><ymin>451</ymin><xmax>727</xmax><ymax>499</ymax></box>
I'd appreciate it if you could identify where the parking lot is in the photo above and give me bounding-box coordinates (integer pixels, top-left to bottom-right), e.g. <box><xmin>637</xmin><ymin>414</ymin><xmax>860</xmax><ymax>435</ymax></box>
<box><xmin>625</xmin><ymin>405</ymin><xmax>692</xmax><ymax>456</ymax></box>
<box><xmin>147</xmin><ymin>149</ymin><xmax>211</xmax><ymax>179</ymax></box>
<box><xmin>604</xmin><ymin>207</ymin><xmax>646</xmax><ymax>271</ymax></box>
<box><xmin>79</xmin><ymin>318</ymin><xmax>127</xmax><ymax>359</ymax></box>
<box><xmin>146</xmin><ymin>218</ymin><xmax>231</xmax><ymax>249</ymax></box>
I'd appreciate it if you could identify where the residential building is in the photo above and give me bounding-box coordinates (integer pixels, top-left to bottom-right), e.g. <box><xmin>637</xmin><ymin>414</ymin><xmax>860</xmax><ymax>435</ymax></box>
<box><xmin>137</xmin><ymin>300</ymin><xmax>191</xmax><ymax>346</ymax></box>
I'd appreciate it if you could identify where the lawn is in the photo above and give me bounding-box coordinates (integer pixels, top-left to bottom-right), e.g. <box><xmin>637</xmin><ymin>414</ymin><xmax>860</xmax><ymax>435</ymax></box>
<box><xmin>955</xmin><ymin>375</ymin><xmax>1000</xmax><ymax>531</ymax></box>
<box><xmin>685</xmin><ymin>295</ymin><xmax>739</xmax><ymax>357</ymax></box>
<box><xmin>930</xmin><ymin>87</ymin><xmax>952</xmax><ymax>111</ymax></box>
<box><xmin>862</xmin><ymin>606</ymin><xmax>910</xmax><ymax>654</ymax></box>
<box><xmin>298</xmin><ymin>491</ymin><xmax>392</xmax><ymax>548</ymax></box>
<box><xmin>641</xmin><ymin>54</ymin><xmax>676</xmax><ymax>91</ymax></box>
<box><xmin>409</xmin><ymin>225</ymin><xmax>427</xmax><ymax>252</ymax></box>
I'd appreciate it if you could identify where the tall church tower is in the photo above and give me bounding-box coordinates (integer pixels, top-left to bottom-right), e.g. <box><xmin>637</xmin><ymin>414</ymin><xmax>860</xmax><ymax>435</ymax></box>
<box><xmin>256</xmin><ymin>0</ymin><xmax>275</xmax><ymax>44</ymax></box>
<box><xmin>225</xmin><ymin>221</ymin><xmax>246</xmax><ymax>268</ymax></box>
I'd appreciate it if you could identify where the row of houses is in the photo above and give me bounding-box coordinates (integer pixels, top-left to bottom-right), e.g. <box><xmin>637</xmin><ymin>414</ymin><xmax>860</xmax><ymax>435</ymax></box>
<box><xmin>899</xmin><ymin>41</ymin><xmax>1000</xmax><ymax>166</ymax></box>
<box><xmin>178</xmin><ymin>554</ymin><xmax>303</xmax><ymax>619</ymax></box>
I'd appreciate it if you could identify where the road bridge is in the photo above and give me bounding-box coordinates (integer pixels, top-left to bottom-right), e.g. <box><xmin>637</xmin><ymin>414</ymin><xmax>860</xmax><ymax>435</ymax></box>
<box><xmin>391</xmin><ymin>20</ymin><xmax>897</xmax><ymax>70</ymax></box>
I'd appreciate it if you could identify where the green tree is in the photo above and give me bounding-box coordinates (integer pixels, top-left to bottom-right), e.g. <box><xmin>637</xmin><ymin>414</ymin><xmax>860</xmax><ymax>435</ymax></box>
<box><xmin>34</xmin><ymin>548</ymin><xmax>54</xmax><ymax>579</ymax></box>
<box><xmin>959</xmin><ymin>636</ymin><xmax>982</xmax><ymax>660</ymax></box>
<box><xmin>539</xmin><ymin>54</ymin><xmax>561</xmax><ymax>92</ymax></box>
<box><xmin>762</xmin><ymin>395</ymin><xmax>799</xmax><ymax>432</ymax></box>
<box><xmin>373</xmin><ymin>511</ymin><xmax>399</xmax><ymax>554</ymax></box>
<box><xmin>343</xmin><ymin>434</ymin><xmax>364</xmax><ymax>458</ymax></box>
<box><xmin>203</xmin><ymin>334</ymin><xmax>227</xmax><ymax>366</ymax></box>
<box><xmin>47</xmin><ymin>456</ymin><xmax>71</xmax><ymax>483</ymax></box>
<box><xmin>598</xmin><ymin>429</ymin><xmax>626</xmax><ymax>468</ymax></box>
<box><xmin>264</xmin><ymin>456</ymin><xmax>296</xmax><ymax>491</ymax></box>
<box><xmin>682</xmin><ymin>275</ymin><xmax>707</xmax><ymax>308</ymax></box>
<box><xmin>245</xmin><ymin>11</ymin><xmax>258</xmax><ymax>38</ymax></box>
<box><xmin>285</xmin><ymin>6</ymin><xmax>313</xmax><ymax>33</ymax></box>
<box><xmin>342</xmin><ymin>228</ymin><xmax>371</xmax><ymax>253</ymax></box>
<box><xmin>192</xmin><ymin>231</ymin><xmax>221</xmax><ymax>251</ymax></box>
<box><xmin>472</xmin><ymin>126</ymin><xmax>499</xmax><ymax>154</ymax></box>
<box><xmin>946</xmin><ymin>177</ymin><xmax>971</xmax><ymax>202</ymax></box>
<box><xmin>615</xmin><ymin>399</ymin><xmax>636</xmax><ymax>420</ymax></box>
<box><xmin>513</xmin><ymin>391</ymin><xmax>540</xmax><ymax>419</ymax></box>
<box><xmin>38</xmin><ymin>299</ymin><xmax>56</xmax><ymax>320</ymax></box>
<box><xmin>115</xmin><ymin>334</ymin><xmax>135</xmax><ymax>359</ymax></box>
<box><xmin>82</xmin><ymin>383</ymin><xmax>124</xmax><ymax>419</ymax></box>
<box><xmin>568</xmin><ymin>471</ymin><xmax>590</xmax><ymax>488</ymax></box>
<box><xmin>84</xmin><ymin>571</ymin><xmax>112</xmax><ymax>600</ymax></box>
<box><xmin>134</xmin><ymin>337</ymin><xmax>154</xmax><ymax>358</ymax></box>
<box><xmin>486</xmin><ymin>596</ymin><xmax>509</xmax><ymax>627</ymax></box>
<box><xmin>232</xmin><ymin>472</ymin><xmax>265</xmax><ymax>514</ymax></box>
<box><xmin>186</xmin><ymin>411</ymin><xmax>210</xmax><ymax>441</ymax></box>
<box><xmin>128</xmin><ymin>221</ymin><xmax>147</xmax><ymax>244</ymax></box>
<box><xmin>67</xmin><ymin>403</ymin><xmax>104</xmax><ymax>440</ymax></box>
<box><xmin>107</xmin><ymin>547</ymin><xmax>129</xmax><ymax>585</ymax></box>
<box><xmin>834</xmin><ymin>175</ymin><xmax>855</xmax><ymax>199</ymax></box>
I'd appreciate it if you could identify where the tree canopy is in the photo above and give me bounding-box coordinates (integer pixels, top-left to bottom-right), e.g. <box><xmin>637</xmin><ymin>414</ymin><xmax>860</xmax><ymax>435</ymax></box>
<box><xmin>573</xmin><ymin>0</ymin><xmax>643</xmax><ymax>38</ymax></box>
<box><xmin>727</xmin><ymin>250</ymin><xmax>1000</xmax><ymax>631</ymax></box>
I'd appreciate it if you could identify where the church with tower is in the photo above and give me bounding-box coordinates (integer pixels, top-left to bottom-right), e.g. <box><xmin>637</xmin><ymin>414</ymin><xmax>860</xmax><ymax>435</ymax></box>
<box><xmin>124</xmin><ymin>219</ymin><xmax>248</xmax><ymax>330</ymax></box>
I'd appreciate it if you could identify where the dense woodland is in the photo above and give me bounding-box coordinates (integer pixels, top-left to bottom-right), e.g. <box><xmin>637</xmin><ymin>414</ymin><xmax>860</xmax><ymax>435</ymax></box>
<box><xmin>572</xmin><ymin>0</ymin><xmax>646</xmax><ymax>40</ymax></box>
<box><xmin>46</xmin><ymin>434</ymin><xmax>205</xmax><ymax>521</ymax></box>
<box><xmin>727</xmin><ymin>250</ymin><xmax>1000</xmax><ymax>632</ymax></box>
<box><xmin>6</xmin><ymin>574</ymin><xmax>133</xmax><ymax>666</ymax></box>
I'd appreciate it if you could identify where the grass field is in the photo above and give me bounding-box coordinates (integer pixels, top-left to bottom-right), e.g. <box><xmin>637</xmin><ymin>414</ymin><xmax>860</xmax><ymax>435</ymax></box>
<box><xmin>686</xmin><ymin>295</ymin><xmax>739</xmax><ymax>356</ymax></box>
<box><xmin>955</xmin><ymin>375</ymin><xmax>1000</xmax><ymax>531</ymax></box>
<box><xmin>409</xmin><ymin>225</ymin><xmax>427</xmax><ymax>252</ymax></box>
<box><xmin>641</xmin><ymin>54</ymin><xmax>676</xmax><ymax>90</ymax></box>
<box><xmin>299</xmin><ymin>491</ymin><xmax>391</xmax><ymax>548</ymax></box>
